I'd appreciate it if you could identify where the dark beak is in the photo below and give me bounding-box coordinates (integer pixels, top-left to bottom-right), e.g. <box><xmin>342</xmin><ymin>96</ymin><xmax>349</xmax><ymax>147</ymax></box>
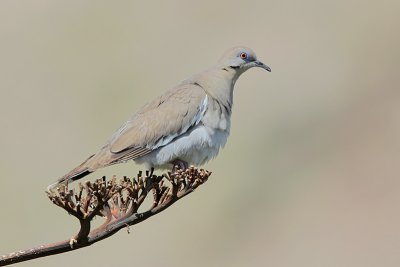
<box><xmin>255</xmin><ymin>60</ymin><xmax>271</xmax><ymax>72</ymax></box>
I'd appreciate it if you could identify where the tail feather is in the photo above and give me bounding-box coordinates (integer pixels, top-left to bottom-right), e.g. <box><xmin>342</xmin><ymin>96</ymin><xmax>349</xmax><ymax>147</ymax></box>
<box><xmin>47</xmin><ymin>154</ymin><xmax>97</xmax><ymax>192</ymax></box>
<box><xmin>47</xmin><ymin>146</ymin><xmax>143</xmax><ymax>193</ymax></box>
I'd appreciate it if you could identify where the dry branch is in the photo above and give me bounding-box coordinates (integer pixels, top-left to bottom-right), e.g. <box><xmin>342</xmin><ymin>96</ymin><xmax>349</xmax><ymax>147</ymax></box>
<box><xmin>0</xmin><ymin>167</ymin><xmax>211</xmax><ymax>266</ymax></box>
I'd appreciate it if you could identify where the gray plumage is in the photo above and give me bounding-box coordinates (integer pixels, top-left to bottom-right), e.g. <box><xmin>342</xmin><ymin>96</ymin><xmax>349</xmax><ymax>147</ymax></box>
<box><xmin>49</xmin><ymin>46</ymin><xmax>270</xmax><ymax>190</ymax></box>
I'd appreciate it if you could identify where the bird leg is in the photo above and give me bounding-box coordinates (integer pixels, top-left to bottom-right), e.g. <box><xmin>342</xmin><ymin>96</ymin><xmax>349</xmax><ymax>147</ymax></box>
<box><xmin>171</xmin><ymin>159</ymin><xmax>189</xmax><ymax>173</ymax></box>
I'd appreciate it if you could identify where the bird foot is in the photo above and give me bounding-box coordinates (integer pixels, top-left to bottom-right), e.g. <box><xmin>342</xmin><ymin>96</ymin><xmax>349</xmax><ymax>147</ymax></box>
<box><xmin>171</xmin><ymin>159</ymin><xmax>189</xmax><ymax>173</ymax></box>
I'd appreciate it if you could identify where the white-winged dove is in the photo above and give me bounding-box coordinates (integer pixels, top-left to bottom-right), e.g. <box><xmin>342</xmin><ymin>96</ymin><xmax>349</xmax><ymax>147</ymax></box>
<box><xmin>49</xmin><ymin>46</ymin><xmax>270</xmax><ymax>190</ymax></box>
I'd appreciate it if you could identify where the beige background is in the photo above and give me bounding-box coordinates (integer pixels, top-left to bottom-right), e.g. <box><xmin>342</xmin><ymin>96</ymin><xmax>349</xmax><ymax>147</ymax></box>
<box><xmin>1</xmin><ymin>1</ymin><xmax>400</xmax><ymax>266</ymax></box>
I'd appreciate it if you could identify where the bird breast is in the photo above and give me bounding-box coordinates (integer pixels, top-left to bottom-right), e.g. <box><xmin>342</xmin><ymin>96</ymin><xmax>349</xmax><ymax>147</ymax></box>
<box><xmin>134</xmin><ymin>95</ymin><xmax>231</xmax><ymax>168</ymax></box>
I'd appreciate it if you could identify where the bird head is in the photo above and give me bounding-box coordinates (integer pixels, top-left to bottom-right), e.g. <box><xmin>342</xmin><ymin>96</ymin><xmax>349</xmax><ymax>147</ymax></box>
<box><xmin>218</xmin><ymin>46</ymin><xmax>271</xmax><ymax>73</ymax></box>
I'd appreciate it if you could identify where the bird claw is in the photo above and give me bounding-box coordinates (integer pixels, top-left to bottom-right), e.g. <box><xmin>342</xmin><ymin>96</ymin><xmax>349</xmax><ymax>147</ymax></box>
<box><xmin>171</xmin><ymin>159</ymin><xmax>189</xmax><ymax>173</ymax></box>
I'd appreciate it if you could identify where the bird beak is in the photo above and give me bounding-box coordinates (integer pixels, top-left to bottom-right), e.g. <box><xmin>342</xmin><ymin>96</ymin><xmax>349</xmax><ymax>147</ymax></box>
<box><xmin>254</xmin><ymin>60</ymin><xmax>271</xmax><ymax>72</ymax></box>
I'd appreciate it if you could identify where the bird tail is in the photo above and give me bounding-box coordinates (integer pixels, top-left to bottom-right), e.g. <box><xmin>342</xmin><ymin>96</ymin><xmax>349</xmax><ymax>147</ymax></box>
<box><xmin>47</xmin><ymin>154</ymin><xmax>98</xmax><ymax>192</ymax></box>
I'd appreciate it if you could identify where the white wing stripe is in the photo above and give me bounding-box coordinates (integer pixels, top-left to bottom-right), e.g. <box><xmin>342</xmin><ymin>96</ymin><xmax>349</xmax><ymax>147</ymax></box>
<box><xmin>148</xmin><ymin>95</ymin><xmax>208</xmax><ymax>150</ymax></box>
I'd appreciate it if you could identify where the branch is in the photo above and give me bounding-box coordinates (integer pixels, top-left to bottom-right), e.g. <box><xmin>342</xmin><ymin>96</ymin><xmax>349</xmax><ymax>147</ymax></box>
<box><xmin>0</xmin><ymin>167</ymin><xmax>211</xmax><ymax>266</ymax></box>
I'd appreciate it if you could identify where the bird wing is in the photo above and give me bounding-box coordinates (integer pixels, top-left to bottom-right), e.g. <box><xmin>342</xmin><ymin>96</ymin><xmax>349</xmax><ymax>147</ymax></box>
<box><xmin>107</xmin><ymin>82</ymin><xmax>207</xmax><ymax>160</ymax></box>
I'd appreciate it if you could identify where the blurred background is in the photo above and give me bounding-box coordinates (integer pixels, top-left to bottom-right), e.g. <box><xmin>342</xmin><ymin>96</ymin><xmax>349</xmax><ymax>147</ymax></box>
<box><xmin>1</xmin><ymin>1</ymin><xmax>400</xmax><ymax>266</ymax></box>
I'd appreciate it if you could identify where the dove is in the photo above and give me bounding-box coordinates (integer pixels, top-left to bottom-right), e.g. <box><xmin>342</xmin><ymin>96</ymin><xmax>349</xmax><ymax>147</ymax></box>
<box><xmin>48</xmin><ymin>46</ymin><xmax>271</xmax><ymax>190</ymax></box>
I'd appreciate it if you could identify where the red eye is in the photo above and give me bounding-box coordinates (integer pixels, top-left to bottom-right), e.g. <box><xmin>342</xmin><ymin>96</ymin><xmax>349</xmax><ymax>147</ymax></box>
<box><xmin>240</xmin><ymin>52</ymin><xmax>247</xmax><ymax>59</ymax></box>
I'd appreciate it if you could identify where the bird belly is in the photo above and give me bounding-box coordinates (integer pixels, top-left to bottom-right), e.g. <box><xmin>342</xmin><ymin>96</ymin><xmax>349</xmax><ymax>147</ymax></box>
<box><xmin>134</xmin><ymin>124</ymin><xmax>229</xmax><ymax>169</ymax></box>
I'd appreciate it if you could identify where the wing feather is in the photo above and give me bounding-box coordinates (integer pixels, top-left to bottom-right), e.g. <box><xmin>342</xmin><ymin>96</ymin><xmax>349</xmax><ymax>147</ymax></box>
<box><xmin>108</xmin><ymin>82</ymin><xmax>207</xmax><ymax>158</ymax></box>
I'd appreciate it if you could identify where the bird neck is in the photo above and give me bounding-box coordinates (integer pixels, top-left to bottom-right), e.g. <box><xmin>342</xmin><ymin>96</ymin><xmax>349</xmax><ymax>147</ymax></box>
<box><xmin>195</xmin><ymin>66</ymin><xmax>239</xmax><ymax>112</ymax></box>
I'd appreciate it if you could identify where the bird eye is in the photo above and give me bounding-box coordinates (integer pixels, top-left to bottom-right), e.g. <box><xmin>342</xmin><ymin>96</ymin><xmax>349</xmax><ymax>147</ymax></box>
<box><xmin>240</xmin><ymin>52</ymin><xmax>247</xmax><ymax>60</ymax></box>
